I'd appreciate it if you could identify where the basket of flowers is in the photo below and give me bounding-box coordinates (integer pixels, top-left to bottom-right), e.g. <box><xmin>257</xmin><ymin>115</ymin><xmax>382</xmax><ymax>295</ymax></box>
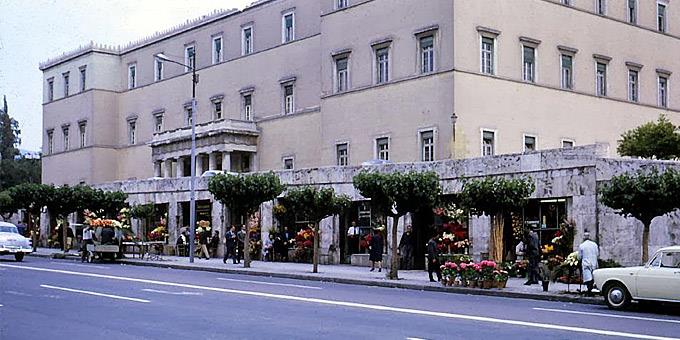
<box><xmin>479</xmin><ymin>260</ymin><xmax>497</xmax><ymax>289</ymax></box>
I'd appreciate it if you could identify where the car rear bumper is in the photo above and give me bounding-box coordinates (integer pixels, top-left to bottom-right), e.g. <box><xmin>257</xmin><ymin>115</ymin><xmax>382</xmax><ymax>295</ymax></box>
<box><xmin>0</xmin><ymin>247</ymin><xmax>33</xmax><ymax>255</ymax></box>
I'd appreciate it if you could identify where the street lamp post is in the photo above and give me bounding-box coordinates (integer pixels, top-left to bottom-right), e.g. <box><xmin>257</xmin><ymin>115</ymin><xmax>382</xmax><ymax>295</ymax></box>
<box><xmin>155</xmin><ymin>53</ymin><xmax>199</xmax><ymax>263</ymax></box>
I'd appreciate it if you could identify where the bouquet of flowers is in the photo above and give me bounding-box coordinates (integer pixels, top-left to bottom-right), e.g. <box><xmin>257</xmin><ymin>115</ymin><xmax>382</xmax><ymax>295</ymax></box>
<box><xmin>479</xmin><ymin>260</ymin><xmax>497</xmax><ymax>280</ymax></box>
<box><xmin>148</xmin><ymin>225</ymin><xmax>167</xmax><ymax>241</ymax></box>
<box><xmin>563</xmin><ymin>251</ymin><xmax>579</xmax><ymax>268</ymax></box>
<box><xmin>295</xmin><ymin>228</ymin><xmax>314</xmax><ymax>249</ymax></box>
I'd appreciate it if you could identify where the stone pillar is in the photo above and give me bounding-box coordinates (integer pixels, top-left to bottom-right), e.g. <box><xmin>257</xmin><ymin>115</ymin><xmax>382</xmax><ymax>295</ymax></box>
<box><xmin>40</xmin><ymin>210</ymin><xmax>51</xmax><ymax>247</ymax></box>
<box><xmin>211</xmin><ymin>200</ymin><xmax>224</xmax><ymax>258</ymax></box>
<box><xmin>176</xmin><ymin>157</ymin><xmax>184</xmax><ymax>177</ymax></box>
<box><xmin>222</xmin><ymin>152</ymin><xmax>231</xmax><ymax>172</ymax></box>
<box><xmin>251</xmin><ymin>152</ymin><xmax>259</xmax><ymax>172</ymax></box>
<box><xmin>196</xmin><ymin>154</ymin><xmax>204</xmax><ymax>176</ymax></box>
<box><xmin>260</xmin><ymin>201</ymin><xmax>273</xmax><ymax>256</ymax></box>
<box><xmin>164</xmin><ymin>159</ymin><xmax>173</xmax><ymax>178</ymax></box>
<box><xmin>153</xmin><ymin>161</ymin><xmax>161</xmax><ymax>177</ymax></box>
<box><xmin>168</xmin><ymin>197</ymin><xmax>178</xmax><ymax>247</ymax></box>
<box><xmin>209</xmin><ymin>153</ymin><xmax>218</xmax><ymax>171</ymax></box>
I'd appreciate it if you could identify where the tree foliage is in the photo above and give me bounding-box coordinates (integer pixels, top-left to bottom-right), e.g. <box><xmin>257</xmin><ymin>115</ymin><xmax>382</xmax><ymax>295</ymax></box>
<box><xmin>284</xmin><ymin>186</ymin><xmax>351</xmax><ymax>273</ymax></box>
<box><xmin>600</xmin><ymin>168</ymin><xmax>680</xmax><ymax>262</ymax></box>
<box><xmin>0</xmin><ymin>157</ymin><xmax>41</xmax><ymax>191</ymax></box>
<box><xmin>208</xmin><ymin>172</ymin><xmax>285</xmax><ymax>268</ymax></box>
<box><xmin>0</xmin><ymin>95</ymin><xmax>20</xmax><ymax>161</ymax></box>
<box><xmin>131</xmin><ymin>203</ymin><xmax>156</xmax><ymax>241</ymax></box>
<box><xmin>353</xmin><ymin>171</ymin><xmax>441</xmax><ymax>279</ymax></box>
<box><xmin>0</xmin><ymin>190</ymin><xmax>16</xmax><ymax>220</ymax></box>
<box><xmin>617</xmin><ymin>115</ymin><xmax>680</xmax><ymax>160</ymax></box>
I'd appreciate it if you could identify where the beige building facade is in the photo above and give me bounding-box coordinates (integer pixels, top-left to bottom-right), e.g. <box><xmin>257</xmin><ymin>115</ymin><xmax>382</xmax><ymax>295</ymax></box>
<box><xmin>41</xmin><ymin>0</ymin><xmax>680</xmax><ymax>186</ymax></box>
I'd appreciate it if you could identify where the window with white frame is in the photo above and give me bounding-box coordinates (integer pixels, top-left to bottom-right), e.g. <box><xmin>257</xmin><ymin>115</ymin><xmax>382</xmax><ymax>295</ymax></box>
<box><xmin>595</xmin><ymin>0</ymin><xmax>606</xmax><ymax>15</ymax></box>
<box><xmin>185</xmin><ymin>106</ymin><xmax>193</xmax><ymax>126</ymax></box>
<box><xmin>420</xmin><ymin>35</ymin><xmax>435</xmax><ymax>74</ymax></box>
<box><xmin>596</xmin><ymin>62</ymin><xmax>607</xmax><ymax>96</ymax></box>
<box><xmin>283</xmin><ymin>84</ymin><xmax>295</xmax><ymax>114</ymax></box>
<box><xmin>480</xmin><ymin>36</ymin><xmax>495</xmax><ymax>75</ymax></box>
<box><xmin>658</xmin><ymin>2</ymin><xmax>668</xmax><ymax>32</ymax></box>
<box><xmin>628</xmin><ymin>69</ymin><xmax>639</xmax><ymax>102</ymax></box>
<box><xmin>243</xmin><ymin>93</ymin><xmax>253</xmax><ymax>121</ymax></box>
<box><xmin>154</xmin><ymin>113</ymin><xmax>164</xmax><ymax>133</ymax></box>
<box><xmin>628</xmin><ymin>0</ymin><xmax>637</xmax><ymax>24</ymax></box>
<box><xmin>283</xmin><ymin>157</ymin><xmax>294</xmax><ymax>170</ymax></box>
<box><xmin>375</xmin><ymin>46</ymin><xmax>390</xmax><ymax>84</ymax></box>
<box><xmin>562</xmin><ymin>139</ymin><xmax>574</xmax><ymax>148</ymax></box>
<box><xmin>242</xmin><ymin>26</ymin><xmax>253</xmax><ymax>55</ymax></box>
<box><xmin>128</xmin><ymin>120</ymin><xmax>137</xmax><ymax>145</ymax></box>
<box><xmin>658</xmin><ymin>75</ymin><xmax>669</xmax><ymax>108</ymax></box>
<box><xmin>420</xmin><ymin>130</ymin><xmax>435</xmax><ymax>162</ymax></box>
<box><xmin>62</xmin><ymin>125</ymin><xmax>70</xmax><ymax>151</ymax></box>
<box><xmin>212</xmin><ymin>36</ymin><xmax>223</xmax><ymax>64</ymax></box>
<box><xmin>46</xmin><ymin>130</ymin><xmax>54</xmax><ymax>154</ymax></box>
<box><xmin>561</xmin><ymin>54</ymin><xmax>573</xmax><ymax>90</ymax></box>
<box><xmin>47</xmin><ymin>78</ymin><xmax>54</xmax><ymax>102</ymax></box>
<box><xmin>562</xmin><ymin>0</ymin><xmax>571</xmax><ymax>5</ymax></box>
<box><xmin>185</xmin><ymin>45</ymin><xmax>195</xmax><ymax>71</ymax></box>
<box><xmin>524</xmin><ymin>135</ymin><xmax>536</xmax><ymax>152</ymax></box>
<box><xmin>336</xmin><ymin>143</ymin><xmax>349</xmax><ymax>166</ymax></box>
<box><xmin>155</xmin><ymin>58</ymin><xmax>164</xmax><ymax>81</ymax></box>
<box><xmin>336</xmin><ymin>0</ymin><xmax>349</xmax><ymax>9</ymax></box>
<box><xmin>79</xmin><ymin>122</ymin><xmax>86</xmax><ymax>148</ymax></box>
<box><xmin>482</xmin><ymin>130</ymin><xmax>495</xmax><ymax>156</ymax></box>
<box><xmin>213</xmin><ymin>100</ymin><xmax>223</xmax><ymax>120</ymax></box>
<box><xmin>63</xmin><ymin>72</ymin><xmax>70</xmax><ymax>97</ymax></box>
<box><xmin>79</xmin><ymin>66</ymin><xmax>86</xmax><ymax>92</ymax></box>
<box><xmin>335</xmin><ymin>56</ymin><xmax>349</xmax><ymax>93</ymax></box>
<box><xmin>128</xmin><ymin>64</ymin><xmax>137</xmax><ymax>89</ymax></box>
<box><xmin>376</xmin><ymin>137</ymin><xmax>389</xmax><ymax>161</ymax></box>
<box><xmin>522</xmin><ymin>45</ymin><xmax>536</xmax><ymax>82</ymax></box>
<box><xmin>282</xmin><ymin>12</ymin><xmax>295</xmax><ymax>43</ymax></box>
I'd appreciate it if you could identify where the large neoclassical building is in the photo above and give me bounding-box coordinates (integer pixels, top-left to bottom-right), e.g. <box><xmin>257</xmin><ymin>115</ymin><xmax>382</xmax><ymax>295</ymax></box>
<box><xmin>41</xmin><ymin>0</ymin><xmax>680</xmax><ymax>186</ymax></box>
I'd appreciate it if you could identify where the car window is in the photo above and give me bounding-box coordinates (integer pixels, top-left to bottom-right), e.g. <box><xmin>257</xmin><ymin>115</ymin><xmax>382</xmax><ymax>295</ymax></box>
<box><xmin>0</xmin><ymin>226</ymin><xmax>18</xmax><ymax>234</ymax></box>
<box><xmin>660</xmin><ymin>252</ymin><xmax>680</xmax><ymax>269</ymax></box>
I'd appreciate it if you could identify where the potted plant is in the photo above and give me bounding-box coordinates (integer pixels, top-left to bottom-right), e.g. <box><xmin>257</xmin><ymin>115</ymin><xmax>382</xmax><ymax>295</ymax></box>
<box><xmin>480</xmin><ymin>260</ymin><xmax>497</xmax><ymax>289</ymax></box>
<box><xmin>493</xmin><ymin>269</ymin><xmax>509</xmax><ymax>288</ymax></box>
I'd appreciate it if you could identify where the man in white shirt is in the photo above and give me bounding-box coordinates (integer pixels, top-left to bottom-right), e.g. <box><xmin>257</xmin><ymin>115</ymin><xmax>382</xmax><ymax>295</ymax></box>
<box><xmin>81</xmin><ymin>225</ymin><xmax>94</xmax><ymax>263</ymax></box>
<box><xmin>578</xmin><ymin>231</ymin><xmax>599</xmax><ymax>295</ymax></box>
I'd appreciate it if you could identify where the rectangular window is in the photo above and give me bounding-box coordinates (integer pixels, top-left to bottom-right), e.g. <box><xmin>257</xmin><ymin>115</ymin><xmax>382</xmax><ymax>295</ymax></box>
<box><xmin>376</xmin><ymin>47</ymin><xmax>389</xmax><ymax>84</ymax></box>
<box><xmin>562</xmin><ymin>0</ymin><xmax>571</xmax><ymax>5</ymax></box>
<box><xmin>482</xmin><ymin>130</ymin><xmax>495</xmax><ymax>156</ymax></box>
<box><xmin>79</xmin><ymin>122</ymin><xmax>86</xmax><ymax>148</ymax></box>
<box><xmin>336</xmin><ymin>0</ymin><xmax>349</xmax><ymax>9</ymax></box>
<box><xmin>336</xmin><ymin>143</ymin><xmax>349</xmax><ymax>166</ymax></box>
<box><xmin>185</xmin><ymin>107</ymin><xmax>193</xmax><ymax>126</ymax></box>
<box><xmin>658</xmin><ymin>76</ymin><xmax>669</xmax><ymax>108</ymax></box>
<box><xmin>522</xmin><ymin>46</ymin><xmax>536</xmax><ymax>82</ymax></box>
<box><xmin>128</xmin><ymin>64</ymin><xmax>136</xmax><ymax>89</ymax></box>
<box><xmin>155</xmin><ymin>59</ymin><xmax>164</xmax><ymax>81</ymax></box>
<box><xmin>79</xmin><ymin>67</ymin><xmax>86</xmax><ymax>92</ymax></box>
<box><xmin>283</xmin><ymin>157</ymin><xmax>294</xmax><ymax>170</ymax></box>
<box><xmin>420</xmin><ymin>35</ymin><xmax>435</xmax><ymax>74</ymax></box>
<box><xmin>628</xmin><ymin>0</ymin><xmax>637</xmax><ymax>24</ymax></box>
<box><xmin>562</xmin><ymin>140</ymin><xmax>574</xmax><ymax>148</ymax></box>
<box><xmin>185</xmin><ymin>45</ymin><xmax>196</xmax><ymax>71</ymax></box>
<box><xmin>658</xmin><ymin>3</ymin><xmax>667</xmax><ymax>32</ymax></box>
<box><xmin>480</xmin><ymin>37</ymin><xmax>495</xmax><ymax>75</ymax></box>
<box><xmin>284</xmin><ymin>84</ymin><xmax>294</xmax><ymax>114</ymax></box>
<box><xmin>282</xmin><ymin>13</ymin><xmax>294</xmax><ymax>43</ymax></box>
<box><xmin>596</xmin><ymin>62</ymin><xmax>607</xmax><ymax>96</ymax></box>
<box><xmin>336</xmin><ymin>57</ymin><xmax>349</xmax><ymax>93</ymax></box>
<box><xmin>214</xmin><ymin>101</ymin><xmax>223</xmax><ymax>120</ymax></box>
<box><xmin>524</xmin><ymin>135</ymin><xmax>536</xmax><ymax>152</ymax></box>
<box><xmin>63</xmin><ymin>72</ymin><xmax>70</xmax><ymax>97</ymax></box>
<box><xmin>420</xmin><ymin>130</ymin><xmax>435</xmax><ymax>162</ymax></box>
<box><xmin>243</xmin><ymin>94</ymin><xmax>253</xmax><ymax>121</ymax></box>
<box><xmin>596</xmin><ymin>0</ymin><xmax>606</xmax><ymax>15</ymax></box>
<box><xmin>154</xmin><ymin>114</ymin><xmax>163</xmax><ymax>133</ymax></box>
<box><xmin>628</xmin><ymin>69</ymin><xmax>639</xmax><ymax>102</ymax></box>
<box><xmin>561</xmin><ymin>54</ymin><xmax>573</xmax><ymax>89</ymax></box>
<box><xmin>47</xmin><ymin>78</ymin><xmax>54</xmax><ymax>101</ymax></box>
<box><xmin>46</xmin><ymin>130</ymin><xmax>54</xmax><ymax>154</ymax></box>
<box><xmin>242</xmin><ymin>27</ymin><xmax>253</xmax><ymax>55</ymax></box>
<box><xmin>62</xmin><ymin>126</ymin><xmax>70</xmax><ymax>151</ymax></box>
<box><xmin>212</xmin><ymin>36</ymin><xmax>223</xmax><ymax>64</ymax></box>
<box><xmin>128</xmin><ymin>120</ymin><xmax>137</xmax><ymax>145</ymax></box>
<box><xmin>376</xmin><ymin>137</ymin><xmax>389</xmax><ymax>161</ymax></box>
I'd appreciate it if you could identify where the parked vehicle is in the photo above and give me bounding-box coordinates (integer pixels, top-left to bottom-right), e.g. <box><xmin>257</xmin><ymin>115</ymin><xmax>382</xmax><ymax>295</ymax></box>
<box><xmin>0</xmin><ymin>221</ymin><xmax>33</xmax><ymax>261</ymax></box>
<box><xmin>594</xmin><ymin>246</ymin><xmax>680</xmax><ymax>310</ymax></box>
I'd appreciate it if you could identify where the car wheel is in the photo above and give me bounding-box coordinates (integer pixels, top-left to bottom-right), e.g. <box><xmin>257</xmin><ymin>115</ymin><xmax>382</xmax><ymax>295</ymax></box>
<box><xmin>605</xmin><ymin>283</ymin><xmax>631</xmax><ymax>310</ymax></box>
<box><xmin>14</xmin><ymin>253</ymin><xmax>24</xmax><ymax>262</ymax></box>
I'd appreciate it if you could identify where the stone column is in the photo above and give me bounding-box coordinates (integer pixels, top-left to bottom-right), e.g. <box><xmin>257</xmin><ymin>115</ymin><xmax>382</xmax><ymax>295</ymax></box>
<box><xmin>251</xmin><ymin>152</ymin><xmax>259</xmax><ymax>172</ymax></box>
<box><xmin>195</xmin><ymin>154</ymin><xmax>204</xmax><ymax>176</ymax></box>
<box><xmin>164</xmin><ymin>159</ymin><xmax>173</xmax><ymax>178</ymax></box>
<box><xmin>176</xmin><ymin>157</ymin><xmax>184</xmax><ymax>177</ymax></box>
<box><xmin>222</xmin><ymin>152</ymin><xmax>231</xmax><ymax>172</ymax></box>
<box><xmin>211</xmin><ymin>200</ymin><xmax>223</xmax><ymax>258</ymax></box>
<box><xmin>209</xmin><ymin>153</ymin><xmax>218</xmax><ymax>171</ymax></box>
<box><xmin>153</xmin><ymin>161</ymin><xmax>161</xmax><ymax>177</ymax></box>
<box><xmin>168</xmin><ymin>197</ymin><xmax>178</xmax><ymax>246</ymax></box>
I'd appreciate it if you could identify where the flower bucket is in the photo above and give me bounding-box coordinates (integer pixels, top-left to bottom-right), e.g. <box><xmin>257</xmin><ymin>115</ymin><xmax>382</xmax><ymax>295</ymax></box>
<box><xmin>483</xmin><ymin>280</ymin><xmax>494</xmax><ymax>289</ymax></box>
<box><xmin>468</xmin><ymin>280</ymin><xmax>477</xmax><ymax>288</ymax></box>
<box><xmin>500</xmin><ymin>279</ymin><xmax>507</xmax><ymax>289</ymax></box>
<box><xmin>477</xmin><ymin>280</ymin><xmax>485</xmax><ymax>289</ymax></box>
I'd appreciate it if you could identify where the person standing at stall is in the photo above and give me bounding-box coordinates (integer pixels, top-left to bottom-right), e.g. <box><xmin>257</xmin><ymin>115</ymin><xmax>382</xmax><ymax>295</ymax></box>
<box><xmin>427</xmin><ymin>236</ymin><xmax>442</xmax><ymax>282</ymax></box>
<box><xmin>223</xmin><ymin>226</ymin><xmax>237</xmax><ymax>264</ymax></box>
<box><xmin>524</xmin><ymin>230</ymin><xmax>540</xmax><ymax>285</ymax></box>
<box><xmin>369</xmin><ymin>228</ymin><xmax>383</xmax><ymax>272</ymax></box>
<box><xmin>399</xmin><ymin>225</ymin><xmax>414</xmax><ymax>270</ymax></box>
<box><xmin>81</xmin><ymin>224</ymin><xmax>94</xmax><ymax>263</ymax></box>
<box><xmin>578</xmin><ymin>231</ymin><xmax>599</xmax><ymax>296</ymax></box>
<box><xmin>198</xmin><ymin>228</ymin><xmax>211</xmax><ymax>260</ymax></box>
<box><xmin>236</xmin><ymin>225</ymin><xmax>246</xmax><ymax>263</ymax></box>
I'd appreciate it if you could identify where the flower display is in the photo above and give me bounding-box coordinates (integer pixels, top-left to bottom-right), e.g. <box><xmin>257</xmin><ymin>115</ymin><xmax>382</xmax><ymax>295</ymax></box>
<box><xmin>148</xmin><ymin>225</ymin><xmax>167</xmax><ymax>241</ymax></box>
<box><xmin>563</xmin><ymin>251</ymin><xmax>579</xmax><ymax>267</ymax></box>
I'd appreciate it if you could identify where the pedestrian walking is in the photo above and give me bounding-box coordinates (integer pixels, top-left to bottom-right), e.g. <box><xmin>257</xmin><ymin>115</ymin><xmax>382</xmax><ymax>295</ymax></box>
<box><xmin>209</xmin><ymin>231</ymin><xmax>220</xmax><ymax>258</ymax></box>
<box><xmin>399</xmin><ymin>225</ymin><xmax>414</xmax><ymax>270</ymax></box>
<box><xmin>524</xmin><ymin>230</ymin><xmax>540</xmax><ymax>285</ymax></box>
<box><xmin>31</xmin><ymin>227</ymin><xmax>39</xmax><ymax>252</ymax></box>
<box><xmin>198</xmin><ymin>228</ymin><xmax>211</xmax><ymax>260</ymax></box>
<box><xmin>65</xmin><ymin>222</ymin><xmax>74</xmax><ymax>253</ymax></box>
<box><xmin>236</xmin><ymin>225</ymin><xmax>246</xmax><ymax>263</ymax></box>
<box><xmin>369</xmin><ymin>228</ymin><xmax>383</xmax><ymax>272</ymax></box>
<box><xmin>176</xmin><ymin>231</ymin><xmax>187</xmax><ymax>257</ymax></box>
<box><xmin>223</xmin><ymin>226</ymin><xmax>238</xmax><ymax>264</ymax></box>
<box><xmin>578</xmin><ymin>231</ymin><xmax>599</xmax><ymax>296</ymax></box>
<box><xmin>81</xmin><ymin>224</ymin><xmax>94</xmax><ymax>263</ymax></box>
<box><xmin>427</xmin><ymin>236</ymin><xmax>442</xmax><ymax>282</ymax></box>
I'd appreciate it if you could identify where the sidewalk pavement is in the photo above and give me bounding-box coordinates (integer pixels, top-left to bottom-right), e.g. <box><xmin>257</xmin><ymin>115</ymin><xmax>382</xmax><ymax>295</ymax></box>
<box><xmin>29</xmin><ymin>247</ymin><xmax>602</xmax><ymax>305</ymax></box>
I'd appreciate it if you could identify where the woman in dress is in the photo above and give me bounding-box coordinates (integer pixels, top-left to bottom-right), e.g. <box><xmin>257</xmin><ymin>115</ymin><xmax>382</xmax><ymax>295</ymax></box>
<box><xmin>369</xmin><ymin>227</ymin><xmax>384</xmax><ymax>272</ymax></box>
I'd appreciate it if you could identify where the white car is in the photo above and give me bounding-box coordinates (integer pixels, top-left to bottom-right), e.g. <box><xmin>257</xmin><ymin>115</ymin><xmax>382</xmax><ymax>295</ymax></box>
<box><xmin>0</xmin><ymin>221</ymin><xmax>33</xmax><ymax>262</ymax></box>
<box><xmin>593</xmin><ymin>246</ymin><xmax>680</xmax><ymax>310</ymax></box>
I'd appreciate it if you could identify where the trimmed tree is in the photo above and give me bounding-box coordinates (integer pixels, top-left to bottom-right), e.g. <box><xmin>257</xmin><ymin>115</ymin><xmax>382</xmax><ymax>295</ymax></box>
<box><xmin>8</xmin><ymin>183</ymin><xmax>53</xmax><ymax>243</ymax></box>
<box><xmin>617</xmin><ymin>115</ymin><xmax>680</xmax><ymax>160</ymax></box>
<box><xmin>90</xmin><ymin>190</ymin><xmax>129</xmax><ymax>219</ymax></box>
<box><xmin>130</xmin><ymin>203</ymin><xmax>156</xmax><ymax>241</ymax></box>
<box><xmin>600</xmin><ymin>168</ymin><xmax>680</xmax><ymax>263</ymax></box>
<box><xmin>353</xmin><ymin>171</ymin><xmax>441</xmax><ymax>280</ymax></box>
<box><xmin>0</xmin><ymin>190</ymin><xmax>17</xmax><ymax>220</ymax></box>
<box><xmin>208</xmin><ymin>172</ymin><xmax>285</xmax><ymax>268</ymax></box>
<box><xmin>284</xmin><ymin>186</ymin><xmax>351</xmax><ymax>273</ymax></box>
<box><xmin>459</xmin><ymin>177</ymin><xmax>535</xmax><ymax>262</ymax></box>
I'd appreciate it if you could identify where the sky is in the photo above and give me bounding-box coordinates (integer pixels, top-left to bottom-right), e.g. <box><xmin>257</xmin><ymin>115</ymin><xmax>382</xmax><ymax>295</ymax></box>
<box><xmin>0</xmin><ymin>0</ymin><xmax>252</xmax><ymax>152</ymax></box>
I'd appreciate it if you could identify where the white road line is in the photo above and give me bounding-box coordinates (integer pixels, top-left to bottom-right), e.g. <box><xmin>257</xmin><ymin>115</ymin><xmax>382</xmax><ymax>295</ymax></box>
<box><xmin>406</xmin><ymin>337</ymin><xmax>428</xmax><ymax>340</ymax></box>
<box><xmin>533</xmin><ymin>307</ymin><xmax>680</xmax><ymax>325</ymax></box>
<box><xmin>216</xmin><ymin>277</ymin><xmax>323</xmax><ymax>290</ymax></box>
<box><xmin>0</xmin><ymin>304</ymin><xmax>3</xmax><ymax>307</ymax></box>
<box><xmin>1</xmin><ymin>264</ymin><xmax>677</xmax><ymax>340</ymax></box>
<box><xmin>40</xmin><ymin>284</ymin><xmax>150</xmax><ymax>303</ymax></box>
<box><xmin>141</xmin><ymin>289</ymin><xmax>203</xmax><ymax>296</ymax></box>
<box><xmin>58</xmin><ymin>263</ymin><xmax>109</xmax><ymax>270</ymax></box>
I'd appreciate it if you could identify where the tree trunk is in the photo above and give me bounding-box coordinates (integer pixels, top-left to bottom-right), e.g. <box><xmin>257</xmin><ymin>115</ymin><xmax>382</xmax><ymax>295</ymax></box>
<box><xmin>313</xmin><ymin>221</ymin><xmax>320</xmax><ymax>273</ymax></box>
<box><xmin>388</xmin><ymin>215</ymin><xmax>400</xmax><ymax>280</ymax></box>
<box><xmin>642</xmin><ymin>223</ymin><xmax>650</xmax><ymax>264</ymax></box>
<box><xmin>489</xmin><ymin>212</ymin><xmax>504</xmax><ymax>262</ymax></box>
<box><xmin>62</xmin><ymin>216</ymin><xmax>67</xmax><ymax>252</ymax></box>
<box><xmin>243</xmin><ymin>214</ymin><xmax>251</xmax><ymax>268</ymax></box>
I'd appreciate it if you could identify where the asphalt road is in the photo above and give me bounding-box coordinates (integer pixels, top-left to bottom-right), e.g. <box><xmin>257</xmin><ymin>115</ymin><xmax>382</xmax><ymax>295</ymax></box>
<box><xmin>1</xmin><ymin>257</ymin><xmax>679</xmax><ymax>340</ymax></box>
